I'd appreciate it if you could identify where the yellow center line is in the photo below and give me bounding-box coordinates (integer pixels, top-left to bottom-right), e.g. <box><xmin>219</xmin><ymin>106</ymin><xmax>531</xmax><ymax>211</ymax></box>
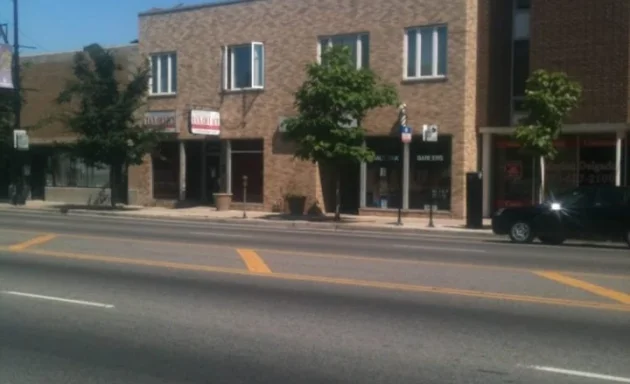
<box><xmin>0</xmin><ymin>228</ymin><xmax>628</xmax><ymax>280</ymax></box>
<box><xmin>534</xmin><ymin>271</ymin><xmax>630</xmax><ymax>305</ymax></box>
<box><xmin>8</xmin><ymin>234</ymin><xmax>57</xmax><ymax>251</ymax></box>
<box><xmin>0</xmin><ymin>246</ymin><xmax>629</xmax><ymax>312</ymax></box>
<box><xmin>237</xmin><ymin>249</ymin><xmax>272</xmax><ymax>273</ymax></box>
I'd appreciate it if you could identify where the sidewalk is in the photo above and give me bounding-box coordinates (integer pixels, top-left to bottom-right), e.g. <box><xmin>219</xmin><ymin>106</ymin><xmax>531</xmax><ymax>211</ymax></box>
<box><xmin>0</xmin><ymin>200</ymin><xmax>494</xmax><ymax>236</ymax></box>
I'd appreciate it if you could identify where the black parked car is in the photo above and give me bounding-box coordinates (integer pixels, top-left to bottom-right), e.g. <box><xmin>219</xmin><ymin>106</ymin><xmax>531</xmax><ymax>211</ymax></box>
<box><xmin>491</xmin><ymin>186</ymin><xmax>630</xmax><ymax>247</ymax></box>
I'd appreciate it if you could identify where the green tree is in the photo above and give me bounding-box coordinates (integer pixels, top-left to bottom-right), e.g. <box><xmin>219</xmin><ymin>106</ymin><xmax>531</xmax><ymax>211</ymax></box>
<box><xmin>284</xmin><ymin>45</ymin><xmax>399</xmax><ymax>221</ymax></box>
<box><xmin>56</xmin><ymin>43</ymin><xmax>165</xmax><ymax>207</ymax></box>
<box><xmin>514</xmin><ymin>69</ymin><xmax>582</xmax><ymax>203</ymax></box>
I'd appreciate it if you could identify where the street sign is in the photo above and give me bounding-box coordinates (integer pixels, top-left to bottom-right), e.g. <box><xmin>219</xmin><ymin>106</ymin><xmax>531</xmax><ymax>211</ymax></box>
<box><xmin>422</xmin><ymin>124</ymin><xmax>438</xmax><ymax>142</ymax></box>
<box><xmin>400</xmin><ymin>125</ymin><xmax>412</xmax><ymax>143</ymax></box>
<box><xmin>13</xmin><ymin>129</ymin><xmax>28</xmax><ymax>150</ymax></box>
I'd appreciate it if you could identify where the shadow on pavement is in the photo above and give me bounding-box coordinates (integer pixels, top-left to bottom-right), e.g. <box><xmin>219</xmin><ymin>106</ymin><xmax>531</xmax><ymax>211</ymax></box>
<box><xmin>483</xmin><ymin>239</ymin><xmax>628</xmax><ymax>251</ymax></box>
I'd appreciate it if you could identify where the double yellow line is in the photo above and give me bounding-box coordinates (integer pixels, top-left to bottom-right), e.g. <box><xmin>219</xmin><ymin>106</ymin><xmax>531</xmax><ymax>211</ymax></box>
<box><xmin>2</xmin><ymin>232</ymin><xmax>629</xmax><ymax>312</ymax></box>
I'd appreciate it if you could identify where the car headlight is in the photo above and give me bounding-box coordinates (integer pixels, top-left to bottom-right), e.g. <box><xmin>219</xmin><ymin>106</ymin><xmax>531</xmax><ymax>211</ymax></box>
<box><xmin>550</xmin><ymin>203</ymin><xmax>562</xmax><ymax>211</ymax></box>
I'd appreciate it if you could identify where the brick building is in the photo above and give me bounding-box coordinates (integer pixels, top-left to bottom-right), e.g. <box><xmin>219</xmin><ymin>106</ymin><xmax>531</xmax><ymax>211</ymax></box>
<box><xmin>0</xmin><ymin>45</ymin><xmax>145</xmax><ymax>205</ymax></box>
<box><xmin>8</xmin><ymin>0</ymin><xmax>630</xmax><ymax>217</ymax></box>
<box><xmin>479</xmin><ymin>0</ymin><xmax>630</xmax><ymax>215</ymax></box>
<box><xmin>138</xmin><ymin>0</ymin><xmax>480</xmax><ymax>217</ymax></box>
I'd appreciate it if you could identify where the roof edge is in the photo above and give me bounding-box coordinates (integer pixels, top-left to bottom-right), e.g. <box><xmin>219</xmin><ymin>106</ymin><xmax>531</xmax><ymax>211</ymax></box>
<box><xmin>138</xmin><ymin>0</ymin><xmax>266</xmax><ymax>17</ymax></box>
<box><xmin>22</xmin><ymin>43</ymin><xmax>138</xmax><ymax>58</ymax></box>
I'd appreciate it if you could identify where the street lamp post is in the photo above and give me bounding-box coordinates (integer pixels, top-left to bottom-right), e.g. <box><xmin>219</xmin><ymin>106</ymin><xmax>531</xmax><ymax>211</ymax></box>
<box><xmin>242</xmin><ymin>175</ymin><xmax>248</xmax><ymax>219</ymax></box>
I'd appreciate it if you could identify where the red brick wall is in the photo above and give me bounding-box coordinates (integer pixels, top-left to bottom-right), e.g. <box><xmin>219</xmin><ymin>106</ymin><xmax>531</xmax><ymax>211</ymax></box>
<box><xmin>530</xmin><ymin>0</ymin><xmax>630</xmax><ymax>124</ymax></box>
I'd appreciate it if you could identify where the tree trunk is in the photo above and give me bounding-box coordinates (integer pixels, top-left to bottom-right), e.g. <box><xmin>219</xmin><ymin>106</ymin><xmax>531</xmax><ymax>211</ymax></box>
<box><xmin>334</xmin><ymin>170</ymin><xmax>341</xmax><ymax>222</ymax></box>
<box><xmin>538</xmin><ymin>156</ymin><xmax>546</xmax><ymax>204</ymax></box>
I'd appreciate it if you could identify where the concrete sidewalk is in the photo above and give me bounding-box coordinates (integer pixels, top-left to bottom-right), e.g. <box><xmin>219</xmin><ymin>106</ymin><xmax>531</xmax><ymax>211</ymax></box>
<box><xmin>0</xmin><ymin>200</ymin><xmax>494</xmax><ymax>236</ymax></box>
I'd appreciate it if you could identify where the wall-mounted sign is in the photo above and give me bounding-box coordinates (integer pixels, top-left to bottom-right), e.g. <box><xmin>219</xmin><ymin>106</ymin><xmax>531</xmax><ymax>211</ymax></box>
<box><xmin>0</xmin><ymin>44</ymin><xmax>14</xmax><ymax>89</ymax></box>
<box><xmin>504</xmin><ymin>161</ymin><xmax>522</xmax><ymax>179</ymax></box>
<box><xmin>144</xmin><ymin>111</ymin><xmax>178</xmax><ymax>133</ymax></box>
<box><xmin>416</xmin><ymin>155</ymin><xmax>444</xmax><ymax>162</ymax></box>
<box><xmin>190</xmin><ymin>110</ymin><xmax>220</xmax><ymax>136</ymax></box>
<box><xmin>13</xmin><ymin>130</ymin><xmax>28</xmax><ymax>150</ymax></box>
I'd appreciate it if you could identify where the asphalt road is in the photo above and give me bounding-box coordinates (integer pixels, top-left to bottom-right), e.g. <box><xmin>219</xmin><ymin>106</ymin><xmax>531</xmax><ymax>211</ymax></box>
<box><xmin>0</xmin><ymin>209</ymin><xmax>629</xmax><ymax>383</ymax></box>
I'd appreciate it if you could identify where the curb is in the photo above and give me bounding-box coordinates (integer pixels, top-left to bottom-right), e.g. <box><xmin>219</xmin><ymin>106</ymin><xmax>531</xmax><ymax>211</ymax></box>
<box><xmin>0</xmin><ymin>206</ymin><xmax>496</xmax><ymax>237</ymax></box>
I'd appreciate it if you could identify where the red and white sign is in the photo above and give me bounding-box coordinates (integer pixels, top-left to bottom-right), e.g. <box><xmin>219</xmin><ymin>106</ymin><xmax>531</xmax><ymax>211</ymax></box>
<box><xmin>190</xmin><ymin>110</ymin><xmax>220</xmax><ymax>136</ymax></box>
<box><xmin>504</xmin><ymin>161</ymin><xmax>522</xmax><ymax>179</ymax></box>
<box><xmin>401</xmin><ymin>133</ymin><xmax>412</xmax><ymax>143</ymax></box>
<box><xmin>144</xmin><ymin>111</ymin><xmax>178</xmax><ymax>133</ymax></box>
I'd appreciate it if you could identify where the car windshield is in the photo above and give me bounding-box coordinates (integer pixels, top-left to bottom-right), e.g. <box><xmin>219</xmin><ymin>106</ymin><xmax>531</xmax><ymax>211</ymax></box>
<box><xmin>546</xmin><ymin>188</ymin><xmax>591</xmax><ymax>207</ymax></box>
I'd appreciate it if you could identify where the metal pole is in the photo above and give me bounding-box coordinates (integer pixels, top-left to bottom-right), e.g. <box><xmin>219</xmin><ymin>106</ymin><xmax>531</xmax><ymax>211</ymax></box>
<box><xmin>428</xmin><ymin>188</ymin><xmax>435</xmax><ymax>227</ymax></box>
<box><xmin>11</xmin><ymin>0</ymin><xmax>22</xmax><ymax>205</ymax></box>
<box><xmin>242</xmin><ymin>175</ymin><xmax>248</xmax><ymax>219</ymax></box>
<box><xmin>396</xmin><ymin>103</ymin><xmax>407</xmax><ymax>226</ymax></box>
<box><xmin>396</xmin><ymin>140</ymin><xmax>403</xmax><ymax>226</ymax></box>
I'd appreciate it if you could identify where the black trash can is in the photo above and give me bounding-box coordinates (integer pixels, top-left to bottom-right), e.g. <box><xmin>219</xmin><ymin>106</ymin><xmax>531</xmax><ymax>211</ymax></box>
<box><xmin>466</xmin><ymin>171</ymin><xmax>483</xmax><ymax>229</ymax></box>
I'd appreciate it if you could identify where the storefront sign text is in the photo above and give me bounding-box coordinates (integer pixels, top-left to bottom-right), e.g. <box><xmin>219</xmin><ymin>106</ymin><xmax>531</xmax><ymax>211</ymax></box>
<box><xmin>144</xmin><ymin>111</ymin><xmax>178</xmax><ymax>133</ymax></box>
<box><xmin>416</xmin><ymin>155</ymin><xmax>444</xmax><ymax>162</ymax></box>
<box><xmin>190</xmin><ymin>110</ymin><xmax>221</xmax><ymax>136</ymax></box>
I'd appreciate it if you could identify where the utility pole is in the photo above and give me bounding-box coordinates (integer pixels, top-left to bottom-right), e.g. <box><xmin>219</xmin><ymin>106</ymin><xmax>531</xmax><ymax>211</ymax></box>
<box><xmin>11</xmin><ymin>0</ymin><xmax>22</xmax><ymax>204</ymax></box>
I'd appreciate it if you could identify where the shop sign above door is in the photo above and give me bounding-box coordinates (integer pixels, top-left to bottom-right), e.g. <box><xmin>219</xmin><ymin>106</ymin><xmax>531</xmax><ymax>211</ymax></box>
<box><xmin>190</xmin><ymin>110</ymin><xmax>221</xmax><ymax>136</ymax></box>
<box><xmin>144</xmin><ymin>111</ymin><xmax>178</xmax><ymax>133</ymax></box>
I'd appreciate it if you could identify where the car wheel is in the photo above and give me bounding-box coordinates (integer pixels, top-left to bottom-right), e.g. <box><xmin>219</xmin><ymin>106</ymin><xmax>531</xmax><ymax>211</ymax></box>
<box><xmin>539</xmin><ymin>235</ymin><xmax>566</xmax><ymax>245</ymax></box>
<box><xmin>509</xmin><ymin>221</ymin><xmax>534</xmax><ymax>243</ymax></box>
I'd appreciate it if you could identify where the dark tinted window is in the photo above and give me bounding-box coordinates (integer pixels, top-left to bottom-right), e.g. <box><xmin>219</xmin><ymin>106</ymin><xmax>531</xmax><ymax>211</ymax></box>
<box><xmin>554</xmin><ymin>187</ymin><xmax>595</xmax><ymax>208</ymax></box>
<box><xmin>595</xmin><ymin>187</ymin><xmax>626</xmax><ymax>207</ymax></box>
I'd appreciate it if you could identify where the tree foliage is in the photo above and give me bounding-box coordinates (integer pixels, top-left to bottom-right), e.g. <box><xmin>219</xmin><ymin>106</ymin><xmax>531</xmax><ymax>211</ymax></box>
<box><xmin>284</xmin><ymin>45</ymin><xmax>398</xmax><ymax>219</ymax></box>
<box><xmin>515</xmin><ymin>69</ymin><xmax>582</xmax><ymax>160</ymax></box>
<box><xmin>514</xmin><ymin>69</ymin><xmax>582</xmax><ymax>201</ymax></box>
<box><xmin>284</xmin><ymin>45</ymin><xmax>399</xmax><ymax>166</ymax></box>
<box><xmin>56</xmin><ymin>43</ymin><xmax>165</xmax><ymax>206</ymax></box>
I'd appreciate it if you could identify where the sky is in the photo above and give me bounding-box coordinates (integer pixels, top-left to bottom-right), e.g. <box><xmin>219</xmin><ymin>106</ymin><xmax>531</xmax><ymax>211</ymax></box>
<box><xmin>0</xmin><ymin>0</ymin><xmax>208</xmax><ymax>55</ymax></box>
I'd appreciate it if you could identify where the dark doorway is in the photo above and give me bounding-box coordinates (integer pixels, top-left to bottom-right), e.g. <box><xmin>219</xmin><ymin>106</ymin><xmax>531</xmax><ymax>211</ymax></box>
<box><xmin>321</xmin><ymin>162</ymin><xmax>360</xmax><ymax>215</ymax></box>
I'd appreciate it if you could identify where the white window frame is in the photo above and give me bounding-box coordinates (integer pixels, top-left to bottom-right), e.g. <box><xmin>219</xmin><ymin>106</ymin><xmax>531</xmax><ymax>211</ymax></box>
<box><xmin>403</xmin><ymin>25</ymin><xmax>447</xmax><ymax>80</ymax></box>
<box><xmin>149</xmin><ymin>52</ymin><xmax>177</xmax><ymax>96</ymax></box>
<box><xmin>317</xmin><ymin>33</ymin><xmax>368</xmax><ymax>69</ymax></box>
<box><xmin>222</xmin><ymin>42</ymin><xmax>265</xmax><ymax>91</ymax></box>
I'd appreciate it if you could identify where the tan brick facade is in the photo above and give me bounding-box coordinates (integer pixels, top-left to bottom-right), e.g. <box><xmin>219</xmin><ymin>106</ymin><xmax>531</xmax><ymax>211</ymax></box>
<box><xmin>139</xmin><ymin>0</ymin><xmax>480</xmax><ymax>217</ymax></box>
<box><xmin>18</xmin><ymin>0</ymin><xmax>630</xmax><ymax>215</ymax></box>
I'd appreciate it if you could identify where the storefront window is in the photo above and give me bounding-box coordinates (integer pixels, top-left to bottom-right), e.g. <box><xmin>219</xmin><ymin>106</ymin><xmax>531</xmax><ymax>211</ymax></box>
<box><xmin>493</xmin><ymin>137</ymin><xmax>536</xmax><ymax>209</ymax></box>
<box><xmin>152</xmin><ymin>141</ymin><xmax>179</xmax><ymax>199</ymax></box>
<box><xmin>365</xmin><ymin>137</ymin><xmax>401</xmax><ymax>209</ymax></box>
<box><xmin>231</xmin><ymin>139</ymin><xmax>263</xmax><ymax>203</ymax></box>
<box><xmin>493</xmin><ymin>133</ymin><xmax>619</xmax><ymax>209</ymax></box>
<box><xmin>409</xmin><ymin>136</ymin><xmax>452</xmax><ymax>210</ymax></box>
<box><xmin>546</xmin><ymin>136</ymin><xmax>578</xmax><ymax>196</ymax></box>
<box><xmin>579</xmin><ymin>134</ymin><xmax>616</xmax><ymax>186</ymax></box>
<box><xmin>46</xmin><ymin>152</ymin><xmax>109</xmax><ymax>189</ymax></box>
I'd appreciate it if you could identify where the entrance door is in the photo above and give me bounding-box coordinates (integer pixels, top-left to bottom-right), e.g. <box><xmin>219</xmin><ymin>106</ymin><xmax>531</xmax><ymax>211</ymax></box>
<box><xmin>206</xmin><ymin>154</ymin><xmax>221</xmax><ymax>204</ymax></box>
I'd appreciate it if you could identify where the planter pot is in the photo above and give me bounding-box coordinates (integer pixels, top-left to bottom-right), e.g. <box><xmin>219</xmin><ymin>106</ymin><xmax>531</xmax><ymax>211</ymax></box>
<box><xmin>286</xmin><ymin>196</ymin><xmax>306</xmax><ymax>216</ymax></box>
<box><xmin>213</xmin><ymin>193</ymin><xmax>232</xmax><ymax>211</ymax></box>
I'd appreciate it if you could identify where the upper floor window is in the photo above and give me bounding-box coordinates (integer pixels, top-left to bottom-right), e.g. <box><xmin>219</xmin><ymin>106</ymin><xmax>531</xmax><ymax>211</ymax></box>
<box><xmin>223</xmin><ymin>42</ymin><xmax>264</xmax><ymax>91</ymax></box>
<box><xmin>149</xmin><ymin>52</ymin><xmax>177</xmax><ymax>95</ymax></box>
<box><xmin>318</xmin><ymin>33</ymin><xmax>369</xmax><ymax>69</ymax></box>
<box><xmin>404</xmin><ymin>25</ymin><xmax>447</xmax><ymax>80</ymax></box>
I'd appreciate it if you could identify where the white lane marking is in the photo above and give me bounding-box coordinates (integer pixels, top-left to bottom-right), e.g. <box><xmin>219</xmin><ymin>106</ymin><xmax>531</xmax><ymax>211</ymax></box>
<box><xmin>2</xmin><ymin>291</ymin><xmax>115</xmax><ymax>309</ymax></box>
<box><xmin>525</xmin><ymin>365</ymin><xmax>630</xmax><ymax>383</ymax></box>
<box><xmin>392</xmin><ymin>244</ymin><xmax>487</xmax><ymax>253</ymax></box>
<box><xmin>188</xmin><ymin>232</ymin><xmax>251</xmax><ymax>238</ymax></box>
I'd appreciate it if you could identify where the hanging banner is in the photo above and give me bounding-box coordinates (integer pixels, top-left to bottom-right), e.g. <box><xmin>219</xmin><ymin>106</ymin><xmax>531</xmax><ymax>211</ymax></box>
<box><xmin>0</xmin><ymin>44</ymin><xmax>14</xmax><ymax>89</ymax></box>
